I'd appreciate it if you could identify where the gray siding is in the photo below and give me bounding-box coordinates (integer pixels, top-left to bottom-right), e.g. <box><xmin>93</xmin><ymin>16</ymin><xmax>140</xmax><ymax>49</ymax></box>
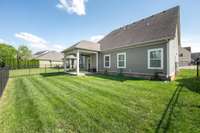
<box><xmin>179</xmin><ymin>47</ymin><xmax>191</xmax><ymax>66</ymax></box>
<box><xmin>98</xmin><ymin>43</ymin><xmax>167</xmax><ymax>76</ymax></box>
<box><xmin>168</xmin><ymin>26</ymin><xmax>179</xmax><ymax>76</ymax></box>
<box><xmin>90</xmin><ymin>54</ymin><xmax>96</xmax><ymax>69</ymax></box>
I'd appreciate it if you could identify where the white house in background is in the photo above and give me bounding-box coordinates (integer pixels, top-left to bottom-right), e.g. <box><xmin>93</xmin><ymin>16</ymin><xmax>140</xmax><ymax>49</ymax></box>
<box><xmin>33</xmin><ymin>50</ymin><xmax>64</xmax><ymax>68</ymax></box>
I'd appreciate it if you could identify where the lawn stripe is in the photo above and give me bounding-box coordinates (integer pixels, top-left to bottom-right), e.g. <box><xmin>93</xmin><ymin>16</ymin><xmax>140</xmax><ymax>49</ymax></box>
<box><xmin>22</xmin><ymin>77</ymin><xmax>64</xmax><ymax>133</ymax></box>
<box><xmin>29</xmin><ymin>76</ymin><xmax>106</xmax><ymax>133</ymax></box>
<box><xmin>13</xmin><ymin>77</ymin><xmax>44</xmax><ymax>133</ymax></box>
<box><xmin>43</xmin><ymin>75</ymin><xmax>138</xmax><ymax>132</ymax></box>
<box><xmin>0</xmin><ymin>78</ymin><xmax>19</xmax><ymax>133</ymax></box>
<box><xmin>47</xmin><ymin>75</ymin><xmax>178</xmax><ymax>132</ymax></box>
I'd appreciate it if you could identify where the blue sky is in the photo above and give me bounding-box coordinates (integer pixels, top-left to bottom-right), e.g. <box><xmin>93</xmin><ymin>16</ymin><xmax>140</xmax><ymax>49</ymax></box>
<box><xmin>0</xmin><ymin>0</ymin><xmax>199</xmax><ymax>52</ymax></box>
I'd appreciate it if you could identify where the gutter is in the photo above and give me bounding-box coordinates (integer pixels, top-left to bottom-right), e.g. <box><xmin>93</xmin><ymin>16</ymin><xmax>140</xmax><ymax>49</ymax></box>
<box><xmin>100</xmin><ymin>37</ymin><xmax>172</xmax><ymax>52</ymax></box>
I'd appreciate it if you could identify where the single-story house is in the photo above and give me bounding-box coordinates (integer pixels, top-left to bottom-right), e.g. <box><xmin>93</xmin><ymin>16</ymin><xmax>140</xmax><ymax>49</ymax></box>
<box><xmin>179</xmin><ymin>47</ymin><xmax>191</xmax><ymax>66</ymax></box>
<box><xmin>33</xmin><ymin>50</ymin><xmax>64</xmax><ymax>68</ymax></box>
<box><xmin>63</xmin><ymin>6</ymin><xmax>181</xmax><ymax>80</ymax></box>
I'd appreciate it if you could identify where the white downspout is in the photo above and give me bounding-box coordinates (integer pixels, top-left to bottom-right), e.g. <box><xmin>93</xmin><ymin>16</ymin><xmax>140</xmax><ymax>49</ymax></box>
<box><xmin>76</xmin><ymin>50</ymin><xmax>80</xmax><ymax>75</ymax></box>
<box><xmin>96</xmin><ymin>52</ymin><xmax>98</xmax><ymax>72</ymax></box>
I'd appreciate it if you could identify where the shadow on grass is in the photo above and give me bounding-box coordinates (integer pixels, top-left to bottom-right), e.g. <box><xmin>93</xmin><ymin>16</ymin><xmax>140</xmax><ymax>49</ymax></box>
<box><xmin>155</xmin><ymin>85</ymin><xmax>183</xmax><ymax>133</ymax></box>
<box><xmin>155</xmin><ymin>76</ymin><xmax>200</xmax><ymax>133</ymax></box>
<box><xmin>176</xmin><ymin>77</ymin><xmax>200</xmax><ymax>94</ymax></box>
<box><xmin>40</xmin><ymin>72</ymin><xmax>67</xmax><ymax>77</ymax></box>
<box><xmin>89</xmin><ymin>74</ymin><xmax>144</xmax><ymax>82</ymax></box>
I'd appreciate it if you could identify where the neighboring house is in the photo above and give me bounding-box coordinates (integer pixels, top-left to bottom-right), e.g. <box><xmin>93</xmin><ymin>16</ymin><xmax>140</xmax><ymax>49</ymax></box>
<box><xmin>33</xmin><ymin>50</ymin><xmax>64</xmax><ymax>68</ymax></box>
<box><xmin>63</xmin><ymin>6</ymin><xmax>181</xmax><ymax>80</ymax></box>
<box><xmin>179</xmin><ymin>47</ymin><xmax>191</xmax><ymax>66</ymax></box>
<box><xmin>191</xmin><ymin>52</ymin><xmax>200</xmax><ymax>63</ymax></box>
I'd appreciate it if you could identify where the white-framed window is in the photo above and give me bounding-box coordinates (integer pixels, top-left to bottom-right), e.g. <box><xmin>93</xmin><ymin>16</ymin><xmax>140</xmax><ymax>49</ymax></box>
<box><xmin>117</xmin><ymin>52</ymin><xmax>126</xmax><ymax>68</ymax></box>
<box><xmin>104</xmin><ymin>54</ymin><xmax>111</xmax><ymax>68</ymax></box>
<box><xmin>148</xmin><ymin>48</ymin><xmax>163</xmax><ymax>69</ymax></box>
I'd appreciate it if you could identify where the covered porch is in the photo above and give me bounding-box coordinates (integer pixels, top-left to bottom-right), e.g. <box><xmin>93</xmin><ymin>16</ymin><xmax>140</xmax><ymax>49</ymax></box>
<box><xmin>63</xmin><ymin>40</ymin><xmax>100</xmax><ymax>76</ymax></box>
<box><xmin>63</xmin><ymin>48</ymin><xmax>99</xmax><ymax>76</ymax></box>
<box><xmin>63</xmin><ymin>41</ymin><xmax>100</xmax><ymax>75</ymax></box>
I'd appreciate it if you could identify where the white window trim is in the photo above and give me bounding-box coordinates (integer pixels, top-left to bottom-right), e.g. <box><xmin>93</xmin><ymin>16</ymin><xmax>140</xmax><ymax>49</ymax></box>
<box><xmin>147</xmin><ymin>48</ymin><xmax>163</xmax><ymax>70</ymax></box>
<box><xmin>104</xmin><ymin>54</ymin><xmax>111</xmax><ymax>68</ymax></box>
<box><xmin>117</xmin><ymin>52</ymin><xmax>126</xmax><ymax>69</ymax></box>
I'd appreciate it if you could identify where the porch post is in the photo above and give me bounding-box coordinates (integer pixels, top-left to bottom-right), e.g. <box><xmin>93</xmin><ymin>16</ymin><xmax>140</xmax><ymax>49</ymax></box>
<box><xmin>96</xmin><ymin>52</ymin><xmax>98</xmax><ymax>72</ymax></box>
<box><xmin>69</xmin><ymin>59</ymin><xmax>71</xmax><ymax>69</ymax></box>
<box><xmin>76</xmin><ymin>50</ymin><xmax>80</xmax><ymax>75</ymax></box>
<box><xmin>64</xmin><ymin>57</ymin><xmax>67</xmax><ymax>72</ymax></box>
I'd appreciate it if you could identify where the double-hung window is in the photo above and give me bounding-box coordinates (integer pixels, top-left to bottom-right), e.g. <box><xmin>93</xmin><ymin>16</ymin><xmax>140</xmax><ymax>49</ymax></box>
<box><xmin>117</xmin><ymin>52</ymin><xmax>126</xmax><ymax>68</ymax></box>
<box><xmin>104</xmin><ymin>54</ymin><xmax>111</xmax><ymax>68</ymax></box>
<box><xmin>148</xmin><ymin>48</ymin><xmax>163</xmax><ymax>69</ymax></box>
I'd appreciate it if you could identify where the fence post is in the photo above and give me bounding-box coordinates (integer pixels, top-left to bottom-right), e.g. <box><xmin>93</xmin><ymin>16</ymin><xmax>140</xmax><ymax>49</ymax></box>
<box><xmin>29</xmin><ymin>65</ymin><xmax>31</xmax><ymax>76</ymax></box>
<box><xmin>0</xmin><ymin>69</ymin><xmax>2</xmax><ymax>93</ymax></box>
<box><xmin>0</xmin><ymin>67</ymin><xmax>9</xmax><ymax>97</ymax></box>
<box><xmin>197</xmin><ymin>61</ymin><xmax>199</xmax><ymax>78</ymax></box>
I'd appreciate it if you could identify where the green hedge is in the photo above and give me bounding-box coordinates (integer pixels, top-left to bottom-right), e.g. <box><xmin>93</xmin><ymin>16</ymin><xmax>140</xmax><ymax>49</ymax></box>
<box><xmin>4</xmin><ymin>58</ymin><xmax>39</xmax><ymax>69</ymax></box>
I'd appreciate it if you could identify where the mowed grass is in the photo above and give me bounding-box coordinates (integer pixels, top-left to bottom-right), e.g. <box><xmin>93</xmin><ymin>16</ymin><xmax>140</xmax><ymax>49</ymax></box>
<box><xmin>0</xmin><ymin>70</ymin><xmax>200</xmax><ymax>133</ymax></box>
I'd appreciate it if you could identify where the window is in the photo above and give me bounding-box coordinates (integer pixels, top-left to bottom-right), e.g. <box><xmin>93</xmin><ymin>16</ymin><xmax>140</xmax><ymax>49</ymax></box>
<box><xmin>117</xmin><ymin>52</ymin><xmax>126</xmax><ymax>68</ymax></box>
<box><xmin>148</xmin><ymin>48</ymin><xmax>163</xmax><ymax>69</ymax></box>
<box><xmin>179</xmin><ymin>53</ymin><xmax>183</xmax><ymax>57</ymax></box>
<box><xmin>104</xmin><ymin>54</ymin><xmax>111</xmax><ymax>68</ymax></box>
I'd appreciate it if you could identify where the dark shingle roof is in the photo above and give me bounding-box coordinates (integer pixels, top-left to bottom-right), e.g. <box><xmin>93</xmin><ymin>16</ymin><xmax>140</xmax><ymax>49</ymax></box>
<box><xmin>64</xmin><ymin>40</ymin><xmax>100</xmax><ymax>52</ymax></box>
<box><xmin>183</xmin><ymin>47</ymin><xmax>191</xmax><ymax>52</ymax></box>
<box><xmin>33</xmin><ymin>50</ymin><xmax>49</xmax><ymax>58</ymax></box>
<box><xmin>34</xmin><ymin>51</ymin><xmax>64</xmax><ymax>61</ymax></box>
<box><xmin>191</xmin><ymin>52</ymin><xmax>200</xmax><ymax>61</ymax></box>
<box><xmin>34</xmin><ymin>50</ymin><xmax>48</xmax><ymax>56</ymax></box>
<box><xmin>99</xmin><ymin>6</ymin><xmax>180</xmax><ymax>51</ymax></box>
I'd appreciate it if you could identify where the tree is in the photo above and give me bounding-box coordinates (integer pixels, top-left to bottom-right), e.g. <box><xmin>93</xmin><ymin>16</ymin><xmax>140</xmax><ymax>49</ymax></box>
<box><xmin>17</xmin><ymin>45</ymin><xmax>32</xmax><ymax>60</ymax></box>
<box><xmin>0</xmin><ymin>43</ymin><xmax>17</xmax><ymax>67</ymax></box>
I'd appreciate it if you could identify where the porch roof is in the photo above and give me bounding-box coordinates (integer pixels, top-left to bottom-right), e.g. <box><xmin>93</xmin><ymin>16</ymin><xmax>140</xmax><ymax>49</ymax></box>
<box><xmin>66</xmin><ymin>55</ymin><xmax>76</xmax><ymax>59</ymax></box>
<box><xmin>63</xmin><ymin>40</ymin><xmax>100</xmax><ymax>53</ymax></box>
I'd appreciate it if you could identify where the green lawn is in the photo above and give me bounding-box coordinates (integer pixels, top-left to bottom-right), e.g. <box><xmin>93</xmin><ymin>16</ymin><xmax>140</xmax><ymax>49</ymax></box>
<box><xmin>0</xmin><ymin>70</ymin><xmax>199</xmax><ymax>133</ymax></box>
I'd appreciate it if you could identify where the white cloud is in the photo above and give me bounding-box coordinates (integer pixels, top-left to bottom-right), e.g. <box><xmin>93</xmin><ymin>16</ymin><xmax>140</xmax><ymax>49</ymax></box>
<box><xmin>0</xmin><ymin>38</ymin><xmax>11</xmax><ymax>44</ymax></box>
<box><xmin>15</xmin><ymin>32</ymin><xmax>47</xmax><ymax>44</ymax></box>
<box><xmin>15</xmin><ymin>32</ymin><xmax>48</xmax><ymax>49</ymax></box>
<box><xmin>15</xmin><ymin>32</ymin><xmax>65</xmax><ymax>52</ymax></box>
<box><xmin>90</xmin><ymin>35</ymin><xmax>104</xmax><ymax>42</ymax></box>
<box><xmin>182</xmin><ymin>35</ymin><xmax>200</xmax><ymax>53</ymax></box>
<box><xmin>52</xmin><ymin>44</ymin><xmax>65</xmax><ymax>51</ymax></box>
<box><xmin>0</xmin><ymin>38</ymin><xmax>6</xmax><ymax>43</ymax></box>
<box><xmin>56</xmin><ymin>0</ymin><xmax>87</xmax><ymax>16</ymax></box>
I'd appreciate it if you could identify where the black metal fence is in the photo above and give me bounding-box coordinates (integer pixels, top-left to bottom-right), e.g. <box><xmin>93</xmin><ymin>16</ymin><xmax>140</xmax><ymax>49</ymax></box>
<box><xmin>0</xmin><ymin>67</ymin><xmax>9</xmax><ymax>97</ymax></box>
<box><xmin>196</xmin><ymin>58</ymin><xmax>200</xmax><ymax>78</ymax></box>
<box><xmin>9</xmin><ymin>64</ymin><xmax>64</xmax><ymax>78</ymax></box>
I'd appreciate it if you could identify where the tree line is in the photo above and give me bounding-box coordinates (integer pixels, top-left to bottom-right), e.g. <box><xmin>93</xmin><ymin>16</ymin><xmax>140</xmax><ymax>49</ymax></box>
<box><xmin>0</xmin><ymin>43</ymin><xmax>39</xmax><ymax>69</ymax></box>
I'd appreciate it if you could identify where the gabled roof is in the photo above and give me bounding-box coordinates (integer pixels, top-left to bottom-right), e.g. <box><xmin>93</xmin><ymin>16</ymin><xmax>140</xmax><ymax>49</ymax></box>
<box><xmin>179</xmin><ymin>47</ymin><xmax>191</xmax><ymax>55</ymax></box>
<box><xmin>183</xmin><ymin>47</ymin><xmax>191</xmax><ymax>52</ymax></box>
<box><xmin>99</xmin><ymin>6</ymin><xmax>180</xmax><ymax>51</ymax></box>
<box><xmin>33</xmin><ymin>51</ymin><xmax>64</xmax><ymax>61</ymax></box>
<box><xmin>33</xmin><ymin>50</ymin><xmax>48</xmax><ymax>56</ymax></box>
<box><xmin>63</xmin><ymin>40</ymin><xmax>100</xmax><ymax>52</ymax></box>
<box><xmin>33</xmin><ymin>50</ymin><xmax>49</xmax><ymax>58</ymax></box>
